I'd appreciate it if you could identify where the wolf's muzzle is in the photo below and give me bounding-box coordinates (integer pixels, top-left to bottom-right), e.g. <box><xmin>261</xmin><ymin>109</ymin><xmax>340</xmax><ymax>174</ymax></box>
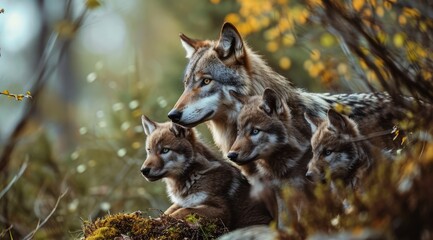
<box><xmin>227</xmin><ymin>152</ymin><xmax>239</xmax><ymax>161</ymax></box>
<box><xmin>168</xmin><ymin>109</ymin><xmax>182</xmax><ymax>123</ymax></box>
<box><xmin>141</xmin><ymin>167</ymin><xmax>151</xmax><ymax>177</ymax></box>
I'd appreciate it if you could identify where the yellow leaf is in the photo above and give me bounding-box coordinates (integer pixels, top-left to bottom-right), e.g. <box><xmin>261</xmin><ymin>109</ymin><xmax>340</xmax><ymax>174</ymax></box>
<box><xmin>352</xmin><ymin>0</ymin><xmax>364</xmax><ymax>11</ymax></box>
<box><xmin>310</xmin><ymin>49</ymin><xmax>320</xmax><ymax>61</ymax></box>
<box><xmin>334</xmin><ymin>103</ymin><xmax>352</xmax><ymax>115</ymax></box>
<box><xmin>393</xmin><ymin>33</ymin><xmax>405</xmax><ymax>47</ymax></box>
<box><xmin>376</xmin><ymin>6</ymin><xmax>384</xmax><ymax>17</ymax></box>
<box><xmin>266</xmin><ymin>41</ymin><xmax>278</xmax><ymax>53</ymax></box>
<box><xmin>320</xmin><ymin>33</ymin><xmax>335</xmax><ymax>47</ymax></box>
<box><xmin>303</xmin><ymin>60</ymin><xmax>313</xmax><ymax>70</ymax></box>
<box><xmin>401</xmin><ymin>136</ymin><xmax>407</xmax><ymax>145</ymax></box>
<box><xmin>85</xmin><ymin>0</ymin><xmax>101</xmax><ymax>9</ymax></box>
<box><xmin>225</xmin><ymin>13</ymin><xmax>240</xmax><ymax>25</ymax></box>
<box><xmin>2</xmin><ymin>90</ymin><xmax>10</xmax><ymax>95</ymax></box>
<box><xmin>279</xmin><ymin>57</ymin><xmax>291</xmax><ymax>70</ymax></box>
<box><xmin>337</xmin><ymin>63</ymin><xmax>348</xmax><ymax>75</ymax></box>
<box><xmin>398</xmin><ymin>15</ymin><xmax>407</xmax><ymax>25</ymax></box>
<box><xmin>282</xmin><ymin>33</ymin><xmax>296</xmax><ymax>46</ymax></box>
<box><xmin>403</xmin><ymin>7</ymin><xmax>420</xmax><ymax>18</ymax></box>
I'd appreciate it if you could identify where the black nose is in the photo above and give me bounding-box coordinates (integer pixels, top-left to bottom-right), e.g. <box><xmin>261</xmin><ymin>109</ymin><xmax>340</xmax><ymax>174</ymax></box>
<box><xmin>168</xmin><ymin>109</ymin><xmax>182</xmax><ymax>123</ymax></box>
<box><xmin>141</xmin><ymin>167</ymin><xmax>151</xmax><ymax>177</ymax></box>
<box><xmin>305</xmin><ymin>171</ymin><xmax>314</xmax><ymax>182</ymax></box>
<box><xmin>227</xmin><ymin>152</ymin><xmax>239</xmax><ymax>161</ymax></box>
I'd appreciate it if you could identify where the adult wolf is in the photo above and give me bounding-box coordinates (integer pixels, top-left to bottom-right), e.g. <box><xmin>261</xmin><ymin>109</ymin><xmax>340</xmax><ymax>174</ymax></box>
<box><xmin>168</xmin><ymin>22</ymin><xmax>399</xmax><ymax>174</ymax></box>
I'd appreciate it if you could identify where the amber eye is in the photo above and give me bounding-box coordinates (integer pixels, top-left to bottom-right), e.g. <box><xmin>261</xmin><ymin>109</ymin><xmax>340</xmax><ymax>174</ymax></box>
<box><xmin>203</xmin><ymin>78</ymin><xmax>212</xmax><ymax>85</ymax></box>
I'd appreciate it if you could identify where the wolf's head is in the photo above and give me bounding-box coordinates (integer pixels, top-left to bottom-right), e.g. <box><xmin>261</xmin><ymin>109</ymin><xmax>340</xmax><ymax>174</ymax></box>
<box><xmin>140</xmin><ymin>115</ymin><xmax>196</xmax><ymax>181</ymax></box>
<box><xmin>168</xmin><ymin>22</ymin><xmax>251</xmax><ymax>127</ymax></box>
<box><xmin>305</xmin><ymin>109</ymin><xmax>361</xmax><ymax>182</ymax></box>
<box><xmin>227</xmin><ymin>89</ymin><xmax>291</xmax><ymax>165</ymax></box>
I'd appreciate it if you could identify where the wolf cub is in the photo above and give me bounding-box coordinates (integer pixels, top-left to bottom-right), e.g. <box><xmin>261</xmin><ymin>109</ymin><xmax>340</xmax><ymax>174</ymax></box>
<box><xmin>305</xmin><ymin>109</ymin><xmax>377</xmax><ymax>189</ymax></box>
<box><xmin>140</xmin><ymin>116</ymin><xmax>272</xmax><ymax>230</ymax></box>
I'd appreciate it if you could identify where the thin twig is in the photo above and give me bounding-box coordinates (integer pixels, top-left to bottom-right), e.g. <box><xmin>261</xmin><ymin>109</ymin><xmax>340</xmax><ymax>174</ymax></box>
<box><xmin>22</xmin><ymin>188</ymin><xmax>69</xmax><ymax>240</ymax></box>
<box><xmin>0</xmin><ymin>157</ymin><xmax>28</xmax><ymax>199</ymax></box>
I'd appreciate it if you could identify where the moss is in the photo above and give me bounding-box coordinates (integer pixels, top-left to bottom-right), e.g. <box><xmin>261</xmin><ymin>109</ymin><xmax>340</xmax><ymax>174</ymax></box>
<box><xmin>82</xmin><ymin>211</ymin><xmax>228</xmax><ymax>240</ymax></box>
<box><xmin>86</xmin><ymin>226</ymin><xmax>119</xmax><ymax>240</ymax></box>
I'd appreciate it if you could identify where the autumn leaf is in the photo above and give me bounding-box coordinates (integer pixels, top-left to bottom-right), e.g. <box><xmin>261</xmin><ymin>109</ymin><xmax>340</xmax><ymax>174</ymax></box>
<box><xmin>85</xmin><ymin>0</ymin><xmax>101</xmax><ymax>9</ymax></box>
<box><xmin>352</xmin><ymin>0</ymin><xmax>365</xmax><ymax>11</ymax></box>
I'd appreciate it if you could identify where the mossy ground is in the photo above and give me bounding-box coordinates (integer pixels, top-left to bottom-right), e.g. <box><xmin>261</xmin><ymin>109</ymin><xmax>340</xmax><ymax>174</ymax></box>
<box><xmin>82</xmin><ymin>211</ymin><xmax>228</xmax><ymax>240</ymax></box>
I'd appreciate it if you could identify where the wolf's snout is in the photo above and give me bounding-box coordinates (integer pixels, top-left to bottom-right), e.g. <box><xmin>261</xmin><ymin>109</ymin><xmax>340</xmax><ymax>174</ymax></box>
<box><xmin>168</xmin><ymin>109</ymin><xmax>182</xmax><ymax>123</ymax></box>
<box><xmin>305</xmin><ymin>171</ymin><xmax>314</xmax><ymax>182</ymax></box>
<box><xmin>227</xmin><ymin>152</ymin><xmax>239</xmax><ymax>161</ymax></box>
<box><xmin>141</xmin><ymin>167</ymin><xmax>151</xmax><ymax>177</ymax></box>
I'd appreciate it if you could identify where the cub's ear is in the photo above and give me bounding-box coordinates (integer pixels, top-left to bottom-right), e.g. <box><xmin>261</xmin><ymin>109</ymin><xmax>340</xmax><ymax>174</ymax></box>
<box><xmin>180</xmin><ymin>33</ymin><xmax>200</xmax><ymax>58</ymax></box>
<box><xmin>327</xmin><ymin>108</ymin><xmax>349</xmax><ymax>133</ymax></box>
<box><xmin>260</xmin><ymin>88</ymin><xmax>284</xmax><ymax>115</ymax></box>
<box><xmin>304</xmin><ymin>112</ymin><xmax>321</xmax><ymax>133</ymax></box>
<box><xmin>141</xmin><ymin>115</ymin><xmax>158</xmax><ymax>136</ymax></box>
<box><xmin>215</xmin><ymin>22</ymin><xmax>245</xmax><ymax>62</ymax></box>
<box><xmin>170</xmin><ymin>123</ymin><xmax>190</xmax><ymax>138</ymax></box>
<box><xmin>229</xmin><ymin>90</ymin><xmax>248</xmax><ymax>105</ymax></box>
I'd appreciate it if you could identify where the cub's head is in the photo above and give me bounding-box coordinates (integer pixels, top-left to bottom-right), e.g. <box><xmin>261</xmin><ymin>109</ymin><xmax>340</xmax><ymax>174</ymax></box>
<box><xmin>227</xmin><ymin>88</ymin><xmax>291</xmax><ymax>165</ymax></box>
<box><xmin>168</xmin><ymin>22</ymin><xmax>250</xmax><ymax>127</ymax></box>
<box><xmin>140</xmin><ymin>115</ymin><xmax>196</xmax><ymax>181</ymax></box>
<box><xmin>305</xmin><ymin>109</ymin><xmax>361</xmax><ymax>182</ymax></box>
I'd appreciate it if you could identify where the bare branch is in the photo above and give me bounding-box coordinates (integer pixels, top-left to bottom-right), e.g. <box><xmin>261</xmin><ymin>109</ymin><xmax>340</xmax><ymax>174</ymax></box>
<box><xmin>0</xmin><ymin>158</ymin><xmax>28</xmax><ymax>199</ymax></box>
<box><xmin>22</xmin><ymin>188</ymin><xmax>69</xmax><ymax>240</ymax></box>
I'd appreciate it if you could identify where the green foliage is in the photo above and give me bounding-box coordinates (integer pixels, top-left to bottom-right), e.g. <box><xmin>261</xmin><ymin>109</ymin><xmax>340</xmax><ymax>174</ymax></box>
<box><xmin>82</xmin><ymin>212</ymin><xmax>228</xmax><ymax>240</ymax></box>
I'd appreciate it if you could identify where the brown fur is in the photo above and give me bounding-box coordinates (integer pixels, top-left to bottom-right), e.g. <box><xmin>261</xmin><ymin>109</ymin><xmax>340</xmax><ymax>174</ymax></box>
<box><xmin>170</xmin><ymin>22</ymin><xmax>400</xmax><ymax>178</ymax></box>
<box><xmin>306</xmin><ymin>109</ymin><xmax>378</xmax><ymax>188</ymax></box>
<box><xmin>140</xmin><ymin>116</ymin><xmax>272</xmax><ymax>230</ymax></box>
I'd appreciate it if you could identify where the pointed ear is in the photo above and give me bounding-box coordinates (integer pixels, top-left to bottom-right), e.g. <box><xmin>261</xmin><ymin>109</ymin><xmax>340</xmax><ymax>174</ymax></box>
<box><xmin>304</xmin><ymin>112</ymin><xmax>320</xmax><ymax>133</ymax></box>
<box><xmin>229</xmin><ymin>90</ymin><xmax>248</xmax><ymax>105</ymax></box>
<box><xmin>180</xmin><ymin>33</ymin><xmax>199</xmax><ymax>58</ymax></box>
<box><xmin>215</xmin><ymin>22</ymin><xmax>245</xmax><ymax>62</ymax></box>
<box><xmin>141</xmin><ymin>115</ymin><xmax>158</xmax><ymax>136</ymax></box>
<box><xmin>170</xmin><ymin>123</ymin><xmax>190</xmax><ymax>138</ymax></box>
<box><xmin>327</xmin><ymin>109</ymin><xmax>349</xmax><ymax>132</ymax></box>
<box><xmin>260</xmin><ymin>88</ymin><xmax>283</xmax><ymax>115</ymax></box>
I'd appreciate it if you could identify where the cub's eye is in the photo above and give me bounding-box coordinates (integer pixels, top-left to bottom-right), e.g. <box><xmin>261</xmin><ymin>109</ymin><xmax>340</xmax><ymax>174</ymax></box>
<box><xmin>202</xmin><ymin>78</ymin><xmax>212</xmax><ymax>85</ymax></box>
<box><xmin>323</xmin><ymin>149</ymin><xmax>333</xmax><ymax>156</ymax></box>
<box><xmin>161</xmin><ymin>148</ymin><xmax>170</xmax><ymax>154</ymax></box>
<box><xmin>251</xmin><ymin>128</ymin><xmax>260</xmax><ymax>135</ymax></box>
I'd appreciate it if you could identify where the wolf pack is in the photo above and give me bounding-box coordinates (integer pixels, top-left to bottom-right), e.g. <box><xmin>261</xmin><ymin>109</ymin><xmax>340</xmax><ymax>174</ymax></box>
<box><xmin>138</xmin><ymin>22</ymin><xmax>411</xmax><ymax>231</ymax></box>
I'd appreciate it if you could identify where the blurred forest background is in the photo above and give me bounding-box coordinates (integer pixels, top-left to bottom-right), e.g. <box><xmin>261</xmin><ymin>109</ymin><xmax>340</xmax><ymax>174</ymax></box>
<box><xmin>1</xmin><ymin>0</ymin><xmax>433</xmax><ymax>239</ymax></box>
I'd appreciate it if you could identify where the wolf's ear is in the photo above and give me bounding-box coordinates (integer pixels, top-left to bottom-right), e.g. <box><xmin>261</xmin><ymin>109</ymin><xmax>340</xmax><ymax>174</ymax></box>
<box><xmin>215</xmin><ymin>22</ymin><xmax>245</xmax><ymax>62</ymax></box>
<box><xmin>170</xmin><ymin>123</ymin><xmax>190</xmax><ymax>138</ymax></box>
<box><xmin>261</xmin><ymin>88</ymin><xmax>283</xmax><ymax>116</ymax></box>
<box><xmin>229</xmin><ymin>90</ymin><xmax>247</xmax><ymax>105</ymax></box>
<box><xmin>304</xmin><ymin>112</ymin><xmax>320</xmax><ymax>133</ymax></box>
<box><xmin>141</xmin><ymin>115</ymin><xmax>158</xmax><ymax>136</ymax></box>
<box><xmin>327</xmin><ymin>109</ymin><xmax>349</xmax><ymax>133</ymax></box>
<box><xmin>180</xmin><ymin>33</ymin><xmax>199</xmax><ymax>58</ymax></box>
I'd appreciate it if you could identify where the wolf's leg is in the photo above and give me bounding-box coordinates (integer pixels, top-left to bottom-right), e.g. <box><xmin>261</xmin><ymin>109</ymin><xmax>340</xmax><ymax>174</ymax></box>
<box><xmin>164</xmin><ymin>204</ymin><xmax>181</xmax><ymax>215</ymax></box>
<box><xmin>170</xmin><ymin>204</ymin><xmax>230</xmax><ymax>227</ymax></box>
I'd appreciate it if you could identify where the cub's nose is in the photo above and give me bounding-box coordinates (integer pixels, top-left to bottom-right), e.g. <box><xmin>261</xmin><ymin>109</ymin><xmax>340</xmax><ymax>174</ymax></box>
<box><xmin>168</xmin><ymin>109</ymin><xmax>182</xmax><ymax>123</ymax></box>
<box><xmin>305</xmin><ymin>171</ymin><xmax>314</xmax><ymax>182</ymax></box>
<box><xmin>141</xmin><ymin>167</ymin><xmax>151</xmax><ymax>177</ymax></box>
<box><xmin>227</xmin><ymin>152</ymin><xmax>239</xmax><ymax>161</ymax></box>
